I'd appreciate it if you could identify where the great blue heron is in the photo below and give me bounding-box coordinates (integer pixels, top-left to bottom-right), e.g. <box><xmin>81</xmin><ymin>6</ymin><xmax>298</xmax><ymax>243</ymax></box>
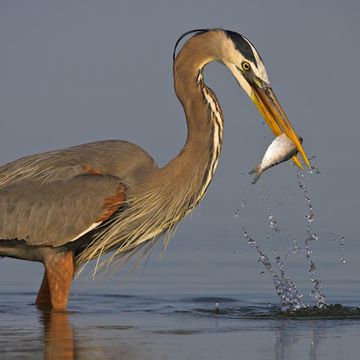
<box><xmin>0</xmin><ymin>29</ymin><xmax>310</xmax><ymax>310</ymax></box>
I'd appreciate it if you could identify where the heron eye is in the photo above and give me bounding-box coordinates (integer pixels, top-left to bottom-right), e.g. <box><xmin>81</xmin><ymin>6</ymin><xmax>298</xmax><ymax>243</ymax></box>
<box><xmin>241</xmin><ymin>61</ymin><xmax>251</xmax><ymax>71</ymax></box>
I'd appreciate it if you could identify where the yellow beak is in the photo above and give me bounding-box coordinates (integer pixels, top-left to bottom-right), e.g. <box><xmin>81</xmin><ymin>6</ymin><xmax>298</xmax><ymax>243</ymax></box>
<box><xmin>251</xmin><ymin>83</ymin><xmax>311</xmax><ymax>169</ymax></box>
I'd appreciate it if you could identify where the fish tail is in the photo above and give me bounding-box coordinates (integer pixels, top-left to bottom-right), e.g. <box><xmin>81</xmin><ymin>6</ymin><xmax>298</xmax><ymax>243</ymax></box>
<box><xmin>250</xmin><ymin>166</ymin><xmax>262</xmax><ymax>184</ymax></box>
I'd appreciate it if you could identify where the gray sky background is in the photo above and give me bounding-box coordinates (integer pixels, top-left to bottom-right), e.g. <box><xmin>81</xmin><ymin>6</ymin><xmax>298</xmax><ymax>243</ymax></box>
<box><xmin>0</xmin><ymin>0</ymin><xmax>359</xmax><ymax>298</ymax></box>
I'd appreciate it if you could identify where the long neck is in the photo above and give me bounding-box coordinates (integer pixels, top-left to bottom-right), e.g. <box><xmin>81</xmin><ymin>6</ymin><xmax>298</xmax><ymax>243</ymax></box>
<box><xmin>161</xmin><ymin>31</ymin><xmax>225</xmax><ymax>210</ymax></box>
<box><xmin>77</xmin><ymin>32</ymin><xmax>227</xmax><ymax>268</ymax></box>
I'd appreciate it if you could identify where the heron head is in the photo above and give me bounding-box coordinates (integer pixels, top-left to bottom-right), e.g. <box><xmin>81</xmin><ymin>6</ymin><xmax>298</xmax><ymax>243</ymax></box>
<box><xmin>220</xmin><ymin>30</ymin><xmax>310</xmax><ymax>168</ymax></box>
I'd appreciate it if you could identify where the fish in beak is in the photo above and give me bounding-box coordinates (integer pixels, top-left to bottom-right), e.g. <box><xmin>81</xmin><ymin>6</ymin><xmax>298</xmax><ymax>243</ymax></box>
<box><xmin>250</xmin><ymin>80</ymin><xmax>311</xmax><ymax>169</ymax></box>
<box><xmin>250</xmin><ymin>133</ymin><xmax>303</xmax><ymax>184</ymax></box>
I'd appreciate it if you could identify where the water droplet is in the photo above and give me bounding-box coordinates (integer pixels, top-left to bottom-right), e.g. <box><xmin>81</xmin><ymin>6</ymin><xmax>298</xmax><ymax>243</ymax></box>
<box><xmin>310</xmin><ymin>166</ymin><xmax>321</xmax><ymax>175</ymax></box>
<box><xmin>241</xmin><ymin>199</ymin><xmax>246</xmax><ymax>208</ymax></box>
<box><xmin>234</xmin><ymin>208</ymin><xmax>240</xmax><ymax>218</ymax></box>
<box><xmin>259</xmin><ymin>254</ymin><xmax>267</xmax><ymax>262</ymax></box>
<box><xmin>260</xmin><ymin>271</ymin><xmax>265</xmax><ymax>275</ymax></box>
<box><xmin>309</xmin><ymin>262</ymin><xmax>316</xmax><ymax>272</ymax></box>
<box><xmin>339</xmin><ymin>236</ymin><xmax>345</xmax><ymax>249</ymax></box>
<box><xmin>275</xmin><ymin>256</ymin><xmax>284</xmax><ymax>272</ymax></box>
<box><xmin>268</xmin><ymin>213</ymin><xmax>280</xmax><ymax>232</ymax></box>
<box><xmin>340</xmin><ymin>258</ymin><xmax>346</xmax><ymax>263</ymax></box>
<box><xmin>311</xmin><ymin>233</ymin><xmax>319</xmax><ymax>241</ymax></box>
<box><xmin>291</xmin><ymin>244</ymin><xmax>299</xmax><ymax>254</ymax></box>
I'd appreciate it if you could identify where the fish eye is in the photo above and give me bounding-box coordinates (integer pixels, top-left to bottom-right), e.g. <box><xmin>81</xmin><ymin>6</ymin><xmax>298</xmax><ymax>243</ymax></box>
<box><xmin>241</xmin><ymin>61</ymin><xmax>251</xmax><ymax>71</ymax></box>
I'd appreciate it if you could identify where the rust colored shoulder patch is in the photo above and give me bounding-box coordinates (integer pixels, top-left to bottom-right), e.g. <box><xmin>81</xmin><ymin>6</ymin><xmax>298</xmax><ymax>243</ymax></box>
<box><xmin>82</xmin><ymin>165</ymin><xmax>101</xmax><ymax>176</ymax></box>
<box><xmin>97</xmin><ymin>185</ymin><xmax>126</xmax><ymax>222</ymax></box>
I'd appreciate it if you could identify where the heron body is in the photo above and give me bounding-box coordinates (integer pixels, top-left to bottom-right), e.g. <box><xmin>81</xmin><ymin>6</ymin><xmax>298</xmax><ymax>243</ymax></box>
<box><xmin>0</xmin><ymin>29</ymin><xmax>309</xmax><ymax>310</ymax></box>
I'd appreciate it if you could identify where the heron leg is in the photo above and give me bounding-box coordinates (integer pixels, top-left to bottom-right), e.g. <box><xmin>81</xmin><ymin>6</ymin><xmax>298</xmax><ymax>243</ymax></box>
<box><xmin>35</xmin><ymin>272</ymin><xmax>51</xmax><ymax>309</ymax></box>
<box><xmin>36</xmin><ymin>250</ymin><xmax>74</xmax><ymax>310</ymax></box>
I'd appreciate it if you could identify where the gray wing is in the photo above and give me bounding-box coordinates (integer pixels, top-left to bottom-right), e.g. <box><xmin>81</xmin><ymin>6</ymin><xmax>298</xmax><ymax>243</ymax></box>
<box><xmin>0</xmin><ymin>140</ymin><xmax>158</xmax><ymax>188</ymax></box>
<box><xmin>0</xmin><ymin>174</ymin><xmax>126</xmax><ymax>247</ymax></box>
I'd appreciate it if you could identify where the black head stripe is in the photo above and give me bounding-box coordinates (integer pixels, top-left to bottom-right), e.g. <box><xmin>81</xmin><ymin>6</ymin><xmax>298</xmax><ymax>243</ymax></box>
<box><xmin>173</xmin><ymin>29</ymin><xmax>209</xmax><ymax>61</ymax></box>
<box><xmin>225</xmin><ymin>30</ymin><xmax>257</xmax><ymax>66</ymax></box>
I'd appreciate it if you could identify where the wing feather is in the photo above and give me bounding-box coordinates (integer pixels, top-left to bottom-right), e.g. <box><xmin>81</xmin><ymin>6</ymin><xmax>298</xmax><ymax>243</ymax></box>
<box><xmin>0</xmin><ymin>174</ymin><xmax>125</xmax><ymax>247</ymax></box>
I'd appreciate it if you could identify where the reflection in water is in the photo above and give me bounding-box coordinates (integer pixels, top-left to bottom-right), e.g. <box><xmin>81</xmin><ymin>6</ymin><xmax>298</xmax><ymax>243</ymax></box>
<box><xmin>39</xmin><ymin>310</ymin><xmax>74</xmax><ymax>360</ymax></box>
<box><xmin>309</xmin><ymin>325</ymin><xmax>324</xmax><ymax>360</ymax></box>
<box><xmin>273</xmin><ymin>320</ymin><xmax>297</xmax><ymax>360</ymax></box>
<box><xmin>0</xmin><ymin>293</ymin><xmax>358</xmax><ymax>360</ymax></box>
<box><xmin>36</xmin><ymin>306</ymin><xmax>141</xmax><ymax>360</ymax></box>
<box><xmin>273</xmin><ymin>320</ymin><xmax>324</xmax><ymax>360</ymax></box>
<box><xmin>37</xmin><ymin>305</ymin><xmax>328</xmax><ymax>360</ymax></box>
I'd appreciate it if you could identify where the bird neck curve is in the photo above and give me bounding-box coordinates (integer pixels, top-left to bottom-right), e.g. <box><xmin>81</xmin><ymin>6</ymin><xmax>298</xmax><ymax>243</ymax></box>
<box><xmin>75</xmin><ymin>31</ymin><xmax>228</xmax><ymax>268</ymax></box>
<box><xmin>162</xmin><ymin>30</ymin><xmax>225</xmax><ymax>210</ymax></box>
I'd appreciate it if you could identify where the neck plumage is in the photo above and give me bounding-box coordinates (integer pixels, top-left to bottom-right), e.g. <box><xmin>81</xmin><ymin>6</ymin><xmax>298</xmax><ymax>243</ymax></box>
<box><xmin>162</xmin><ymin>32</ymin><xmax>224</xmax><ymax>211</ymax></box>
<box><xmin>77</xmin><ymin>31</ymin><xmax>226</xmax><ymax>269</ymax></box>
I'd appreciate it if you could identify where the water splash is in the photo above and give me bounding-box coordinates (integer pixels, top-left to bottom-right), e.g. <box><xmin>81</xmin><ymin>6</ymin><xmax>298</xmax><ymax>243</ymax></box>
<box><xmin>309</xmin><ymin>165</ymin><xmax>321</xmax><ymax>175</ymax></box>
<box><xmin>237</xmin><ymin>163</ymin><xmax>327</xmax><ymax>310</ymax></box>
<box><xmin>243</xmin><ymin>228</ymin><xmax>306</xmax><ymax>311</ymax></box>
<box><xmin>290</xmin><ymin>239</ymin><xmax>300</xmax><ymax>255</ymax></box>
<box><xmin>268</xmin><ymin>211</ymin><xmax>281</xmax><ymax>232</ymax></box>
<box><xmin>297</xmin><ymin>172</ymin><xmax>326</xmax><ymax>308</ymax></box>
<box><xmin>339</xmin><ymin>236</ymin><xmax>345</xmax><ymax>250</ymax></box>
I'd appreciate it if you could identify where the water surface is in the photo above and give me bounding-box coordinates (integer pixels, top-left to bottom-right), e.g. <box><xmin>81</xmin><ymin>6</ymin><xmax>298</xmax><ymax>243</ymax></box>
<box><xmin>1</xmin><ymin>172</ymin><xmax>359</xmax><ymax>360</ymax></box>
<box><xmin>1</xmin><ymin>289</ymin><xmax>360</xmax><ymax>360</ymax></box>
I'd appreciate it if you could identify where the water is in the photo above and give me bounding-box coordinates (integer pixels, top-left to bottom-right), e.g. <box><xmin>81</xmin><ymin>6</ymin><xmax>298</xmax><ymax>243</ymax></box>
<box><xmin>1</xmin><ymin>167</ymin><xmax>359</xmax><ymax>359</ymax></box>
<box><xmin>2</xmin><ymin>291</ymin><xmax>360</xmax><ymax>360</ymax></box>
<box><xmin>4</xmin><ymin>287</ymin><xmax>360</xmax><ymax>360</ymax></box>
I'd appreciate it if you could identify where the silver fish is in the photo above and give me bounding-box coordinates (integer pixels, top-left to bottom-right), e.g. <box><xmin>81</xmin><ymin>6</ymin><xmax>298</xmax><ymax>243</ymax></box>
<box><xmin>250</xmin><ymin>134</ymin><xmax>303</xmax><ymax>184</ymax></box>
